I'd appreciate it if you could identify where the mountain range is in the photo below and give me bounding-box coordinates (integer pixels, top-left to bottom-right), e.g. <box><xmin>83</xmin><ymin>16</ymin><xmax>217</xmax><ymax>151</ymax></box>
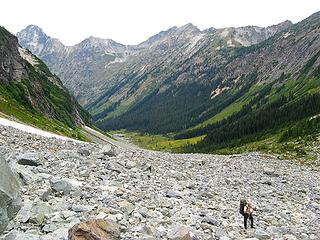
<box><xmin>17</xmin><ymin>20</ymin><xmax>292</xmax><ymax>122</ymax></box>
<box><xmin>16</xmin><ymin>11</ymin><xmax>320</xmax><ymax>153</ymax></box>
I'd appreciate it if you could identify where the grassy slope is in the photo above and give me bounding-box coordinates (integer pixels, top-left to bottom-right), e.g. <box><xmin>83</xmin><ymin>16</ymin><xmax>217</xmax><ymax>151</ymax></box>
<box><xmin>0</xmin><ymin>86</ymin><xmax>90</xmax><ymax>141</ymax></box>
<box><xmin>114</xmin><ymin>130</ymin><xmax>204</xmax><ymax>152</ymax></box>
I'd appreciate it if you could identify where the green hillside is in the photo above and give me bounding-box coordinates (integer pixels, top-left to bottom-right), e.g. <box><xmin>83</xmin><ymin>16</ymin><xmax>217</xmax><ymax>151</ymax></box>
<box><xmin>0</xmin><ymin>26</ymin><xmax>90</xmax><ymax>140</ymax></box>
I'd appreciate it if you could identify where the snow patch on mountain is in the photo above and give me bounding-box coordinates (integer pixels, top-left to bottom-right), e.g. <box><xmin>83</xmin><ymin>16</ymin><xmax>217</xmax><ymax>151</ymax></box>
<box><xmin>0</xmin><ymin>117</ymin><xmax>78</xmax><ymax>141</ymax></box>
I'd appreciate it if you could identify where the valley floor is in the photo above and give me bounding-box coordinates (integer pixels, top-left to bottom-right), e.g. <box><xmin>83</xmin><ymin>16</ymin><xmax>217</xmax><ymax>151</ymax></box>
<box><xmin>0</xmin><ymin>122</ymin><xmax>319</xmax><ymax>239</ymax></box>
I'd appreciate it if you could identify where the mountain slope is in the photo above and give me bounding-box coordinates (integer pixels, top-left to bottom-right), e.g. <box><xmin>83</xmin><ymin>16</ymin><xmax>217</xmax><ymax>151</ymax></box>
<box><xmin>90</xmin><ymin>21</ymin><xmax>293</xmax><ymax>133</ymax></box>
<box><xmin>17</xmin><ymin>21</ymin><xmax>292</xmax><ymax>110</ymax></box>
<box><xmin>175</xmin><ymin>11</ymin><xmax>320</xmax><ymax>153</ymax></box>
<box><xmin>0</xmin><ymin>26</ymin><xmax>90</xmax><ymax>139</ymax></box>
<box><xmin>17</xmin><ymin>25</ymin><xmax>134</xmax><ymax>104</ymax></box>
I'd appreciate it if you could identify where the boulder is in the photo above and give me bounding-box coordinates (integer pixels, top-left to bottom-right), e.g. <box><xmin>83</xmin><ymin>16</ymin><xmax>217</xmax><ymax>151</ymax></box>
<box><xmin>118</xmin><ymin>200</ymin><xmax>135</xmax><ymax>215</ymax></box>
<box><xmin>101</xmin><ymin>145</ymin><xmax>117</xmax><ymax>157</ymax></box>
<box><xmin>70</xmin><ymin>204</ymin><xmax>94</xmax><ymax>213</ymax></box>
<box><xmin>50</xmin><ymin>177</ymin><xmax>82</xmax><ymax>195</ymax></box>
<box><xmin>167</xmin><ymin>225</ymin><xmax>192</xmax><ymax>240</ymax></box>
<box><xmin>29</xmin><ymin>203</ymin><xmax>50</xmax><ymax>225</ymax></box>
<box><xmin>14</xmin><ymin>165</ymin><xmax>38</xmax><ymax>185</ymax></box>
<box><xmin>15</xmin><ymin>199</ymin><xmax>32</xmax><ymax>223</ymax></box>
<box><xmin>16</xmin><ymin>152</ymin><xmax>42</xmax><ymax>166</ymax></box>
<box><xmin>77</xmin><ymin>148</ymin><xmax>91</xmax><ymax>157</ymax></box>
<box><xmin>68</xmin><ymin>219</ymin><xmax>121</xmax><ymax>240</ymax></box>
<box><xmin>0</xmin><ymin>151</ymin><xmax>21</xmax><ymax>234</ymax></box>
<box><xmin>1</xmin><ymin>230</ymin><xmax>41</xmax><ymax>240</ymax></box>
<box><xmin>202</xmin><ymin>216</ymin><xmax>220</xmax><ymax>226</ymax></box>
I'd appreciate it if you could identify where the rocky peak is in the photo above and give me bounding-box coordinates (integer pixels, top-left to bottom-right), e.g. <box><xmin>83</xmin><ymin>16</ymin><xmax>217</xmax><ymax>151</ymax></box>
<box><xmin>76</xmin><ymin>36</ymin><xmax>127</xmax><ymax>54</ymax></box>
<box><xmin>177</xmin><ymin>23</ymin><xmax>201</xmax><ymax>34</ymax></box>
<box><xmin>264</xmin><ymin>20</ymin><xmax>293</xmax><ymax>37</ymax></box>
<box><xmin>17</xmin><ymin>25</ymin><xmax>49</xmax><ymax>55</ymax></box>
<box><xmin>138</xmin><ymin>26</ymin><xmax>178</xmax><ymax>48</ymax></box>
<box><xmin>221</xmin><ymin>20</ymin><xmax>293</xmax><ymax>47</ymax></box>
<box><xmin>202</xmin><ymin>27</ymin><xmax>216</xmax><ymax>34</ymax></box>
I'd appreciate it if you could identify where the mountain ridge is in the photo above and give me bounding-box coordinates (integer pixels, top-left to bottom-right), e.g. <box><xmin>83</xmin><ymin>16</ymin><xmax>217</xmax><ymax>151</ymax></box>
<box><xmin>0</xmin><ymin>26</ymin><xmax>90</xmax><ymax>139</ymax></box>
<box><xmin>17</xmin><ymin>20</ymin><xmax>292</xmax><ymax>106</ymax></box>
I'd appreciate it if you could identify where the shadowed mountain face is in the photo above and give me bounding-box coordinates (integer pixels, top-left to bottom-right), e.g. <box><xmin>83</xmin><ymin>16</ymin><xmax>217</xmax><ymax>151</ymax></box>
<box><xmin>0</xmin><ymin>26</ymin><xmax>90</xmax><ymax>130</ymax></box>
<box><xmin>17</xmin><ymin>20</ymin><xmax>292</xmax><ymax>108</ymax></box>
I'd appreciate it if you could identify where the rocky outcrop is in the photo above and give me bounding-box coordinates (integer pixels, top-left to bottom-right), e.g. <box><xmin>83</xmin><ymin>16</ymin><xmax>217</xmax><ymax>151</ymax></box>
<box><xmin>0</xmin><ymin>147</ymin><xmax>21</xmax><ymax>234</ymax></box>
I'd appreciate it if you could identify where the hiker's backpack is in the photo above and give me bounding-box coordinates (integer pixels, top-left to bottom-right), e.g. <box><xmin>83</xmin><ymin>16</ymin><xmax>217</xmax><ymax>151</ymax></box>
<box><xmin>239</xmin><ymin>199</ymin><xmax>246</xmax><ymax>215</ymax></box>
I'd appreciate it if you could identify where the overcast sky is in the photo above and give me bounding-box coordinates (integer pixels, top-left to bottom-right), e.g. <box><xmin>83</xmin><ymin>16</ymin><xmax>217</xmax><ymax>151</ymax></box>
<box><xmin>1</xmin><ymin>0</ymin><xmax>320</xmax><ymax>46</ymax></box>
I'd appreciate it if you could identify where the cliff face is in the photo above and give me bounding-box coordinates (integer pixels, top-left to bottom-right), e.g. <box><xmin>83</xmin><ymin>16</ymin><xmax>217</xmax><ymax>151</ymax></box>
<box><xmin>0</xmin><ymin>26</ymin><xmax>90</xmax><ymax>129</ymax></box>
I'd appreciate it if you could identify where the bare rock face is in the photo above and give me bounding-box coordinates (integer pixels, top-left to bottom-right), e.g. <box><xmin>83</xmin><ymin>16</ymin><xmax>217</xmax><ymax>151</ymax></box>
<box><xmin>0</xmin><ymin>148</ymin><xmax>21</xmax><ymax>234</ymax></box>
<box><xmin>68</xmin><ymin>219</ymin><xmax>121</xmax><ymax>240</ymax></box>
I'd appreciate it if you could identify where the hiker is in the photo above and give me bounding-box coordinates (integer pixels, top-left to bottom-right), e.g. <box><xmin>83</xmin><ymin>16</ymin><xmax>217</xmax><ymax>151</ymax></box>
<box><xmin>239</xmin><ymin>198</ymin><xmax>254</xmax><ymax>229</ymax></box>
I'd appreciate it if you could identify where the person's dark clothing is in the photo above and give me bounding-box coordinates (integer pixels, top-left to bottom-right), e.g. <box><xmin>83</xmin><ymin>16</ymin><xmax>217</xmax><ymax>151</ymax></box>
<box><xmin>244</xmin><ymin>213</ymin><xmax>254</xmax><ymax>229</ymax></box>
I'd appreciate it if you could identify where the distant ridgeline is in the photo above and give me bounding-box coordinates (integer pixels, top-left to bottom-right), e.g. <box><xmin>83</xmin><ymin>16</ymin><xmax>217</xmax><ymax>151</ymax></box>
<box><xmin>0</xmin><ymin>27</ymin><xmax>90</xmax><ymax>140</ymax></box>
<box><xmin>17</xmin><ymin>11</ymin><xmax>320</xmax><ymax>153</ymax></box>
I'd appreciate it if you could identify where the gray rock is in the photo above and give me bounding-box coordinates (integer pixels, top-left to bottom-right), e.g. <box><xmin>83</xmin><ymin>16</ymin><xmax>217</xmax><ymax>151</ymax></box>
<box><xmin>167</xmin><ymin>225</ymin><xmax>192</xmax><ymax>240</ymax></box>
<box><xmin>15</xmin><ymin>200</ymin><xmax>32</xmax><ymax>223</ymax></box>
<box><xmin>50</xmin><ymin>177</ymin><xmax>82</xmax><ymax>195</ymax></box>
<box><xmin>47</xmin><ymin>227</ymin><xmax>69</xmax><ymax>240</ymax></box>
<box><xmin>101</xmin><ymin>144</ymin><xmax>117</xmax><ymax>157</ymax></box>
<box><xmin>70</xmin><ymin>204</ymin><xmax>94</xmax><ymax>213</ymax></box>
<box><xmin>165</xmin><ymin>190</ymin><xmax>182</xmax><ymax>199</ymax></box>
<box><xmin>202</xmin><ymin>216</ymin><xmax>220</xmax><ymax>226</ymax></box>
<box><xmin>1</xmin><ymin>230</ymin><xmax>41</xmax><ymax>240</ymax></box>
<box><xmin>254</xmin><ymin>229</ymin><xmax>271</xmax><ymax>240</ymax></box>
<box><xmin>77</xmin><ymin>148</ymin><xmax>91</xmax><ymax>157</ymax></box>
<box><xmin>29</xmin><ymin>203</ymin><xmax>49</xmax><ymax>225</ymax></box>
<box><xmin>39</xmin><ymin>188</ymin><xmax>53</xmax><ymax>201</ymax></box>
<box><xmin>14</xmin><ymin>165</ymin><xmax>38</xmax><ymax>185</ymax></box>
<box><xmin>283</xmin><ymin>235</ymin><xmax>298</xmax><ymax>240</ymax></box>
<box><xmin>219</xmin><ymin>236</ymin><xmax>230</xmax><ymax>240</ymax></box>
<box><xmin>16</xmin><ymin>152</ymin><xmax>42</xmax><ymax>166</ymax></box>
<box><xmin>0</xmin><ymin>153</ymin><xmax>21</xmax><ymax>234</ymax></box>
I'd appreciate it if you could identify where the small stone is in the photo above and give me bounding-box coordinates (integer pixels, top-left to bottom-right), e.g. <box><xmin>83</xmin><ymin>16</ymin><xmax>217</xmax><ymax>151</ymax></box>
<box><xmin>61</xmin><ymin>210</ymin><xmax>76</xmax><ymax>219</ymax></box>
<box><xmin>202</xmin><ymin>216</ymin><xmax>220</xmax><ymax>226</ymax></box>
<box><xmin>70</xmin><ymin>204</ymin><xmax>94</xmax><ymax>213</ymax></box>
<box><xmin>165</xmin><ymin>190</ymin><xmax>182</xmax><ymax>199</ymax></box>
<box><xmin>254</xmin><ymin>229</ymin><xmax>271</xmax><ymax>240</ymax></box>
<box><xmin>118</xmin><ymin>200</ymin><xmax>135</xmax><ymax>215</ymax></box>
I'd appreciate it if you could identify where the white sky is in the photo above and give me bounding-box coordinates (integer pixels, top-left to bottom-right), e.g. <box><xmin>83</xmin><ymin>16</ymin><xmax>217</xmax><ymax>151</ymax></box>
<box><xmin>1</xmin><ymin>0</ymin><xmax>320</xmax><ymax>46</ymax></box>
